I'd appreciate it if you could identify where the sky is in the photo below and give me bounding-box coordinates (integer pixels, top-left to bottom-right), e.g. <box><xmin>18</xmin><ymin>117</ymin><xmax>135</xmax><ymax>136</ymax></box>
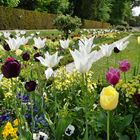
<box><xmin>132</xmin><ymin>6</ymin><xmax>140</xmax><ymax>16</ymax></box>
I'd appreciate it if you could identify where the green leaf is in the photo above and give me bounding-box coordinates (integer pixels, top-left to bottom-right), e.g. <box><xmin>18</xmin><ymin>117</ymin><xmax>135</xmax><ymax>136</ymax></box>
<box><xmin>55</xmin><ymin>117</ymin><xmax>72</xmax><ymax>140</ymax></box>
<box><xmin>114</xmin><ymin>114</ymin><xmax>133</xmax><ymax>133</ymax></box>
<box><xmin>134</xmin><ymin>123</ymin><xmax>140</xmax><ymax>140</ymax></box>
<box><xmin>116</xmin><ymin>132</ymin><xmax>130</xmax><ymax>140</ymax></box>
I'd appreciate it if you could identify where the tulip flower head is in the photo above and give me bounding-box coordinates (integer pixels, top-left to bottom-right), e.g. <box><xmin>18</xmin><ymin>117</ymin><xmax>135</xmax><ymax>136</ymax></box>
<box><xmin>1</xmin><ymin>58</ymin><xmax>21</xmax><ymax>78</ymax></box>
<box><xmin>138</xmin><ymin>37</ymin><xmax>140</xmax><ymax>44</ymax></box>
<box><xmin>78</xmin><ymin>36</ymin><xmax>95</xmax><ymax>54</ymax></box>
<box><xmin>22</xmin><ymin>52</ymin><xmax>30</xmax><ymax>61</ymax></box>
<box><xmin>33</xmin><ymin>37</ymin><xmax>46</xmax><ymax>49</ymax></box>
<box><xmin>100</xmin><ymin>86</ymin><xmax>119</xmax><ymax>111</ymax></box>
<box><xmin>25</xmin><ymin>81</ymin><xmax>37</xmax><ymax>92</ymax></box>
<box><xmin>99</xmin><ymin>44</ymin><xmax>114</xmax><ymax>57</ymax></box>
<box><xmin>119</xmin><ymin>60</ymin><xmax>130</xmax><ymax>72</ymax></box>
<box><xmin>37</xmin><ymin>51</ymin><xmax>63</xmax><ymax>79</ymax></box>
<box><xmin>106</xmin><ymin>68</ymin><xmax>120</xmax><ymax>86</ymax></box>
<box><xmin>60</xmin><ymin>39</ymin><xmax>70</xmax><ymax>49</ymax></box>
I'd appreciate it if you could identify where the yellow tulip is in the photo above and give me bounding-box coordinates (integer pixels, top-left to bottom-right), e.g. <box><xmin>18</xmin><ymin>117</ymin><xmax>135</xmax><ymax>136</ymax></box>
<box><xmin>138</xmin><ymin>37</ymin><xmax>140</xmax><ymax>44</ymax></box>
<box><xmin>100</xmin><ymin>86</ymin><xmax>119</xmax><ymax>111</ymax></box>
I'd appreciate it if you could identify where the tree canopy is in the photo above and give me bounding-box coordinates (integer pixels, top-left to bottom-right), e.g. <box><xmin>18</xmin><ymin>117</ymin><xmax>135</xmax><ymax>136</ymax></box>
<box><xmin>0</xmin><ymin>0</ymin><xmax>140</xmax><ymax>25</ymax></box>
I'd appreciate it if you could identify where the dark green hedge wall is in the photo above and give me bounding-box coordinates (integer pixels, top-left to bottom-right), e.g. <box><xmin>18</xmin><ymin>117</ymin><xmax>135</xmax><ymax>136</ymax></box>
<box><xmin>0</xmin><ymin>6</ymin><xmax>110</xmax><ymax>30</ymax></box>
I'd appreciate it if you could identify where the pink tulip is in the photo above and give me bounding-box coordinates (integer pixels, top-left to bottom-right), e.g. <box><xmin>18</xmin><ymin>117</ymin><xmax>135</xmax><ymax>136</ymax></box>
<box><xmin>106</xmin><ymin>68</ymin><xmax>120</xmax><ymax>86</ymax></box>
<box><xmin>119</xmin><ymin>60</ymin><xmax>130</xmax><ymax>72</ymax></box>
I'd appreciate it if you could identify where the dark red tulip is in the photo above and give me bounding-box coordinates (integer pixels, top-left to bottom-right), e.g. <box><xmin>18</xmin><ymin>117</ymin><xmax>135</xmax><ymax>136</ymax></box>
<box><xmin>1</xmin><ymin>58</ymin><xmax>21</xmax><ymax>78</ymax></box>
<box><xmin>106</xmin><ymin>68</ymin><xmax>120</xmax><ymax>86</ymax></box>
<box><xmin>34</xmin><ymin>52</ymin><xmax>42</xmax><ymax>62</ymax></box>
<box><xmin>25</xmin><ymin>81</ymin><xmax>37</xmax><ymax>92</ymax></box>
<box><xmin>134</xmin><ymin>93</ymin><xmax>140</xmax><ymax>108</ymax></box>
<box><xmin>22</xmin><ymin>52</ymin><xmax>30</xmax><ymax>61</ymax></box>
<box><xmin>114</xmin><ymin>47</ymin><xmax>120</xmax><ymax>53</ymax></box>
<box><xmin>3</xmin><ymin>43</ymin><xmax>10</xmax><ymax>51</ymax></box>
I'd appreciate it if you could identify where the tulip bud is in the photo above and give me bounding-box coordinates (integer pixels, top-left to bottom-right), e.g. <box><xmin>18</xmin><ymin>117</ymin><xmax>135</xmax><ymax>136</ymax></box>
<box><xmin>34</xmin><ymin>52</ymin><xmax>42</xmax><ymax>62</ymax></box>
<box><xmin>134</xmin><ymin>93</ymin><xmax>140</xmax><ymax>108</ymax></box>
<box><xmin>22</xmin><ymin>52</ymin><xmax>30</xmax><ymax>61</ymax></box>
<box><xmin>100</xmin><ymin>86</ymin><xmax>119</xmax><ymax>110</ymax></box>
<box><xmin>25</xmin><ymin>81</ymin><xmax>37</xmax><ymax>92</ymax></box>
<box><xmin>1</xmin><ymin>58</ymin><xmax>21</xmax><ymax>78</ymax></box>
<box><xmin>114</xmin><ymin>47</ymin><xmax>120</xmax><ymax>53</ymax></box>
<box><xmin>3</xmin><ymin>43</ymin><xmax>10</xmax><ymax>51</ymax></box>
<box><xmin>106</xmin><ymin>68</ymin><xmax>120</xmax><ymax>86</ymax></box>
<box><xmin>138</xmin><ymin>37</ymin><xmax>140</xmax><ymax>44</ymax></box>
<box><xmin>119</xmin><ymin>60</ymin><xmax>130</xmax><ymax>72</ymax></box>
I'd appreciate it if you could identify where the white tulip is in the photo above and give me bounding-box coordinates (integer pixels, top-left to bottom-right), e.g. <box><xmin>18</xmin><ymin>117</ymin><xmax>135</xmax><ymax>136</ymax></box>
<box><xmin>60</xmin><ymin>39</ymin><xmax>70</xmax><ymax>49</ymax></box>
<box><xmin>5</xmin><ymin>37</ymin><xmax>21</xmax><ymax>51</ymax></box>
<box><xmin>34</xmin><ymin>37</ymin><xmax>46</xmax><ymax>49</ymax></box>
<box><xmin>99</xmin><ymin>44</ymin><xmax>114</xmax><ymax>57</ymax></box>
<box><xmin>113</xmin><ymin>40</ymin><xmax>129</xmax><ymax>51</ymax></box>
<box><xmin>45</xmin><ymin>68</ymin><xmax>54</xmax><ymax>80</ymax></box>
<box><xmin>78</xmin><ymin>36</ymin><xmax>95</xmax><ymax>54</ymax></box>
<box><xmin>37</xmin><ymin>51</ymin><xmax>63</xmax><ymax>68</ymax></box>
<box><xmin>0</xmin><ymin>74</ymin><xmax>3</xmax><ymax>81</ymax></box>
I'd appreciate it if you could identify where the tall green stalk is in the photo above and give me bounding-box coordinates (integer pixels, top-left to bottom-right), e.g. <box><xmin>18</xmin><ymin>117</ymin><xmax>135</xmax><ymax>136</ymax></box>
<box><xmin>83</xmin><ymin>73</ymin><xmax>88</xmax><ymax>140</ymax></box>
<box><xmin>107</xmin><ymin>111</ymin><xmax>110</xmax><ymax>140</ymax></box>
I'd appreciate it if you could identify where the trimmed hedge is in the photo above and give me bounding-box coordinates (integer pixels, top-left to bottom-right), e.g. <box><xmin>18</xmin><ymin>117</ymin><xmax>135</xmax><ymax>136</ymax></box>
<box><xmin>0</xmin><ymin>6</ymin><xmax>110</xmax><ymax>30</ymax></box>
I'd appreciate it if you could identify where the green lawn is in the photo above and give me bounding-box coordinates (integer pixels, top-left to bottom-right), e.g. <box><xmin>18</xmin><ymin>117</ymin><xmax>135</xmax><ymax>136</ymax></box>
<box><xmin>92</xmin><ymin>32</ymin><xmax>140</xmax><ymax>82</ymax></box>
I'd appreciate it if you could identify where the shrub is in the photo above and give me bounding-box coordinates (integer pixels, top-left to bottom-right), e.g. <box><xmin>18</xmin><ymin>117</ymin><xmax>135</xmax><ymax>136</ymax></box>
<box><xmin>116</xmin><ymin>25</ymin><xmax>126</xmax><ymax>31</ymax></box>
<box><xmin>54</xmin><ymin>14</ymin><xmax>82</xmax><ymax>38</ymax></box>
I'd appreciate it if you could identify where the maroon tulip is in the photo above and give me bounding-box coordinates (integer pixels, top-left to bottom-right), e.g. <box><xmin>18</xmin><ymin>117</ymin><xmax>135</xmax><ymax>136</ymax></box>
<box><xmin>3</xmin><ymin>43</ymin><xmax>10</xmax><ymax>51</ymax></box>
<box><xmin>25</xmin><ymin>81</ymin><xmax>37</xmax><ymax>92</ymax></box>
<box><xmin>114</xmin><ymin>47</ymin><xmax>120</xmax><ymax>53</ymax></box>
<box><xmin>106</xmin><ymin>68</ymin><xmax>120</xmax><ymax>86</ymax></box>
<box><xmin>22</xmin><ymin>52</ymin><xmax>30</xmax><ymax>61</ymax></box>
<box><xmin>1</xmin><ymin>58</ymin><xmax>21</xmax><ymax>78</ymax></box>
<box><xmin>119</xmin><ymin>60</ymin><xmax>130</xmax><ymax>72</ymax></box>
<box><xmin>34</xmin><ymin>52</ymin><xmax>42</xmax><ymax>62</ymax></box>
<box><xmin>134</xmin><ymin>93</ymin><xmax>140</xmax><ymax>108</ymax></box>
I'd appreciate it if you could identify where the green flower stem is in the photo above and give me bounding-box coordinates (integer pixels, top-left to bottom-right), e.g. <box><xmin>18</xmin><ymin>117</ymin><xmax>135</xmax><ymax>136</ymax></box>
<box><xmin>124</xmin><ymin>72</ymin><xmax>126</xmax><ymax>83</ymax></box>
<box><xmin>107</xmin><ymin>111</ymin><xmax>110</xmax><ymax>140</ymax></box>
<box><xmin>83</xmin><ymin>73</ymin><xmax>88</xmax><ymax>140</ymax></box>
<box><xmin>31</xmin><ymin>93</ymin><xmax>35</xmax><ymax>131</ymax></box>
<box><xmin>114</xmin><ymin>54</ymin><xmax>117</xmax><ymax>67</ymax></box>
<box><xmin>106</xmin><ymin>57</ymin><xmax>109</xmax><ymax>70</ymax></box>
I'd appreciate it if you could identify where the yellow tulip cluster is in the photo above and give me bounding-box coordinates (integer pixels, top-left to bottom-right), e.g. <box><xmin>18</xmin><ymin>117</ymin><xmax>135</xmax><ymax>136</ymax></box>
<box><xmin>2</xmin><ymin>121</ymin><xmax>18</xmax><ymax>139</ymax></box>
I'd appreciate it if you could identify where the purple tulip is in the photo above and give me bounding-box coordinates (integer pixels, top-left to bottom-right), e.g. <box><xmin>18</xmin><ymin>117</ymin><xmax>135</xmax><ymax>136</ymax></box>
<box><xmin>22</xmin><ymin>52</ymin><xmax>30</xmax><ymax>61</ymax></box>
<box><xmin>106</xmin><ymin>68</ymin><xmax>120</xmax><ymax>86</ymax></box>
<box><xmin>119</xmin><ymin>60</ymin><xmax>130</xmax><ymax>72</ymax></box>
<box><xmin>25</xmin><ymin>81</ymin><xmax>37</xmax><ymax>92</ymax></box>
<box><xmin>1</xmin><ymin>58</ymin><xmax>21</xmax><ymax>78</ymax></box>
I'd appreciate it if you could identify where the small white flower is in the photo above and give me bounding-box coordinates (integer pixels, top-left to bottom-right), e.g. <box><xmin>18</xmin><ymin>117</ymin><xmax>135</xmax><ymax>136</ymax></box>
<box><xmin>0</xmin><ymin>74</ymin><xmax>3</xmax><ymax>81</ymax></box>
<box><xmin>65</xmin><ymin>124</ymin><xmax>75</xmax><ymax>136</ymax></box>
<box><xmin>45</xmin><ymin>68</ymin><xmax>54</xmax><ymax>80</ymax></box>
<box><xmin>37</xmin><ymin>132</ymin><xmax>48</xmax><ymax>140</ymax></box>
<box><xmin>60</xmin><ymin>39</ymin><xmax>70</xmax><ymax>49</ymax></box>
<box><xmin>43</xmin><ymin>92</ymin><xmax>47</xmax><ymax>98</ymax></box>
<box><xmin>3</xmin><ymin>32</ymin><xmax>10</xmax><ymax>38</ymax></box>
<box><xmin>20</xmin><ymin>30</ymin><xmax>26</xmax><ymax>35</ymax></box>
